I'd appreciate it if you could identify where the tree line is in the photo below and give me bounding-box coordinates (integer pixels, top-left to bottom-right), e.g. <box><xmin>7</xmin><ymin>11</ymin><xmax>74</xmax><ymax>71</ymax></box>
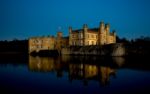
<box><xmin>0</xmin><ymin>39</ymin><xmax>28</xmax><ymax>53</ymax></box>
<box><xmin>0</xmin><ymin>36</ymin><xmax>150</xmax><ymax>53</ymax></box>
<box><xmin>117</xmin><ymin>36</ymin><xmax>150</xmax><ymax>56</ymax></box>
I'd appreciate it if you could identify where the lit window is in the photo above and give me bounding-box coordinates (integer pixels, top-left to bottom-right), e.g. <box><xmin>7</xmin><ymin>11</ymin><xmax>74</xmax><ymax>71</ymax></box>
<box><xmin>87</xmin><ymin>34</ymin><xmax>89</xmax><ymax>38</ymax></box>
<box><xmin>87</xmin><ymin>41</ymin><xmax>89</xmax><ymax>45</ymax></box>
<box><xmin>92</xmin><ymin>35</ymin><xmax>94</xmax><ymax>38</ymax></box>
<box><xmin>79</xmin><ymin>33</ymin><xmax>83</xmax><ymax>39</ymax></box>
<box><xmin>72</xmin><ymin>41</ymin><xmax>76</xmax><ymax>45</ymax></box>
<box><xmin>72</xmin><ymin>34</ymin><xmax>74</xmax><ymax>38</ymax></box>
<box><xmin>74</xmin><ymin>41</ymin><xmax>76</xmax><ymax>45</ymax></box>
<box><xmin>92</xmin><ymin>41</ymin><xmax>94</xmax><ymax>45</ymax></box>
<box><xmin>80</xmin><ymin>40</ymin><xmax>83</xmax><ymax>46</ymax></box>
<box><xmin>96</xmin><ymin>35</ymin><xmax>98</xmax><ymax>39</ymax></box>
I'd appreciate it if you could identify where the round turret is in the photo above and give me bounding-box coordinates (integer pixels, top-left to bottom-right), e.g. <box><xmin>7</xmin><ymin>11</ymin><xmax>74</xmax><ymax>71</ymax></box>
<box><xmin>69</xmin><ymin>26</ymin><xmax>72</xmax><ymax>33</ymax></box>
<box><xmin>105</xmin><ymin>23</ymin><xmax>110</xmax><ymax>35</ymax></box>
<box><xmin>83</xmin><ymin>24</ymin><xmax>88</xmax><ymax>28</ymax></box>
<box><xmin>99</xmin><ymin>21</ymin><xmax>105</xmax><ymax>33</ymax></box>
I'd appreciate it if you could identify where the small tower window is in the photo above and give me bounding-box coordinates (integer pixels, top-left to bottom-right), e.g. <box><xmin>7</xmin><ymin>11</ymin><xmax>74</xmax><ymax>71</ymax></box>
<box><xmin>92</xmin><ymin>35</ymin><xmax>94</xmax><ymax>38</ymax></box>
<box><xmin>72</xmin><ymin>34</ymin><xmax>74</xmax><ymax>38</ymax></box>
<box><xmin>87</xmin><ymin>41</ymin><xmax>90</xmax><ymax>45</ymax></box>
<box><xmin>87</xmin><ymin>34</ymin><xmax>89</xmax><ymax>38</ymax></box>
<box><xmin>96</xmin><ymin>35</ymin><xmax>98</xmax><ymax>39</ymax></box>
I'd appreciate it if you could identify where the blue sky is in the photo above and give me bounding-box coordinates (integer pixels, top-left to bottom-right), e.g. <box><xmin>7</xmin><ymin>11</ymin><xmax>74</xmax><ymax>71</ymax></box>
<box><xmin>0</xmin><ymin>0</ymin><xmax>150</xmax><ymax>40</ymax></box>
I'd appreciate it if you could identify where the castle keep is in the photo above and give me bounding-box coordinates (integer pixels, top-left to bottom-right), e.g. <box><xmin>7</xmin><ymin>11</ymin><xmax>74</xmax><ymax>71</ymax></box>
<box><xmin>69</xmin><ymin>21</ymin><xmax>116</xmax><ymax>46</ymax></box>
<box><xmin>29</xmin><ymin>21</ymin><xmax>116</xmax><ymax>53</ymax></box>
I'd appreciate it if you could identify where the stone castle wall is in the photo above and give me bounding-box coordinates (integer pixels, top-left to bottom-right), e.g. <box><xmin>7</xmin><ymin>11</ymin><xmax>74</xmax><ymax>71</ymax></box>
<box><xmin>61</xmin><ymin>43</ymin><xmax>125</xmax><ymax>56</ymax></box>
<box><xmin>28</xmin><ymin>36</ymin><xmax>55</xmax><ymax>53</ymax></box>
<box><xmin>28</xmin><ymin>32</ymin><xmax>69</xmax><ymax>53</ymax></box>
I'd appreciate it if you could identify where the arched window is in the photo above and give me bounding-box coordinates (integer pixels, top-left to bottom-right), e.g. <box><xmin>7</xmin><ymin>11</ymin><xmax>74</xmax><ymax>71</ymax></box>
<box><xmin>92</xmin><ymin>41</ymin><xmax>94</xmax><ymax>45</ymax></box>
<box><xmin>87</xmin><ymin>41</ymin><xmax>90</xmax><ymax>45</ymax></box>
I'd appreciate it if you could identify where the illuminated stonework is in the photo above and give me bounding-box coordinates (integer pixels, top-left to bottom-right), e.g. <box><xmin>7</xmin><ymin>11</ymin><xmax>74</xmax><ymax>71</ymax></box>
<box><xmin>28</xmin><ymin>36</ymin><xmax>55</xmax><ymax>53</ymax></box>
<box><xmin>69</xmin><ymin>21</ymin><xmax>116</xmax><ymax>46</ymax></box>
<box><xmin>29</xmin><ymin>21</ymin><xmax>117</xmax><ymax>53</ymax></box>
<box><xmin>28</xmin><ymin>32</ymin><xmax>69</xmax><ymax>53</ymax></box>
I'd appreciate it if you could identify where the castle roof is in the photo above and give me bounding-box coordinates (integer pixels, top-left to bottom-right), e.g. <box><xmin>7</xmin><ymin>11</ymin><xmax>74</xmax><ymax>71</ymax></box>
<box><xmin>72</xmin><ymin>29</ymin><xmax>83</xmax><ymax>33</ymax></box>
<box><xmin>62</xmin><ymin>36</ymin><xmax>69</xmax><ymax>39</ymax></box>
<box><xmin>30</xmin><ymin>35</ymin><xmax>54</xmax><ymax>39</ymax></box>
<box><xmin>72</xmin><ymin>28</ymin><xmax>99</xmax><ymax>34</ymax></box>
<box><xmin>88</xmin><ymin>28</ymin><xmax>99</xmax><ymax>33</ymax></box>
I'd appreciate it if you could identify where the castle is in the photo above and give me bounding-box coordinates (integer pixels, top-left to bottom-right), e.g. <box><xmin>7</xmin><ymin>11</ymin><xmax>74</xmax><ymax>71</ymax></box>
<box><xmin>69</xmin><ymin>21</ymin><xmax>116</xmax><ymax>46</ymax></box>
<box><xmin>28</xmin><ymin>21</ymin><xmax>116</xmax><ymax>53</ymax></box>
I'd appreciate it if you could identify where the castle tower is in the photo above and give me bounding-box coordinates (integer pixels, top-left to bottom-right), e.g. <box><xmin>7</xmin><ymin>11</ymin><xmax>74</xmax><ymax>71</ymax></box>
<box><xmin>55</xmin><ymin>32</ymin><xmax>63</xmax><ymax>51</ymax></box>
<box><xmin>83</xmin><ymin>24</ymin><xmax>88</xmax><ymax>46</ymax></box>
<box><xmin>105</xmin><ymin>23</ymin><xmax>110</xmax><ymax>44</ymax></box>
<box><xmin>69</xmin><ymin>26</ymin><xmax>72</xmax><ymax>46</ymax></box>
<box><xmin>98</xmin><ymin>21</ymin><xmax>105</xmax><ymax>45</ymax></box>
<box><xmin>100</xmin><ymin>21</ymin><xmax>105</xmax><ymax>33</ymax></box>
<box><xmin>112</xmin><ymin>30</ymin><xmax>116</xmax><ymax>43</ymax></box>
<box><xmin>57</xmin><ymin>32</ymin><xmax>62</xmax><ymax>38</ymax></box>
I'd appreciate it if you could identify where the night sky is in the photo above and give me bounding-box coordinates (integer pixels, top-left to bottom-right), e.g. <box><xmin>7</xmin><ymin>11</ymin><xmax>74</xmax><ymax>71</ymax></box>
<box><xmin>0</xmin><ymin>0</ymin><xmax>150</xmax><ymax>40</ymax></box>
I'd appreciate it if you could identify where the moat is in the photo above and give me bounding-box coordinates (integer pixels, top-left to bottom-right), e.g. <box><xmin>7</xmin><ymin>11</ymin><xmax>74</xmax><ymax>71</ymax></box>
<box><xmin>0</xmin><ymin>55</ymin><xmax>150</xmax><ymax>94</ymax></box>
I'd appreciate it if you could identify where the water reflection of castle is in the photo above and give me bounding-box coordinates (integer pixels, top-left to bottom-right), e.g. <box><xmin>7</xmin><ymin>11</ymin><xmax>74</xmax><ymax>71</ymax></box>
<box><xmin>69</xmin><ymin>64</ymin><xmax>116</xmax><ymax>86</ymax></box>
<box><xmin>29</xmin><ymin>56</ymin><xmax>124</xmax><ymax>86</ymax></box>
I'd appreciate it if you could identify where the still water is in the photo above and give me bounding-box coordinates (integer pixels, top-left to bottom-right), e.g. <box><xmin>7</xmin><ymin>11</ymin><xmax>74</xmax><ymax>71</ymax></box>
<box><xmin>0</xmin><ymin>55</ymin><xmax>150</xmax><ymax>94</ymax></box>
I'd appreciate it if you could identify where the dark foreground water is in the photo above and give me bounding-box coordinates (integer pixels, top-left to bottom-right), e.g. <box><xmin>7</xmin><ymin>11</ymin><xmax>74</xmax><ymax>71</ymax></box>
<box><xmin>0</xmin><ymin>55</ymin><xmax>150</xmax><ymax>94</ymax></box>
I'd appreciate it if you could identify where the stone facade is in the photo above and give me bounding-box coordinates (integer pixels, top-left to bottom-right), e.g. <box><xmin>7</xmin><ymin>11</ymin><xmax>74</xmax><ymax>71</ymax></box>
<box><xmin>69</xmin><ymin>21</ymin><xmax>116</xmax><ymax>46</ymax></box>
<box><xmin>28</xmin><ymin>36</ymin><xmax>55</xmax><ymax>53</ymax></box>
<box><xmin>61</xmin><ymin>43</ymin><xmax>125</xmax><ymax>56</ymax></box>
<box><xmin>55</xmin><ymin>32</ymin><xmax>69</xmax><ymax>50</ymax></box>
<box><xmin>28</xmin><ymin>32</ymin><xmax>69</xmax><ymax>53</ymax></box>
